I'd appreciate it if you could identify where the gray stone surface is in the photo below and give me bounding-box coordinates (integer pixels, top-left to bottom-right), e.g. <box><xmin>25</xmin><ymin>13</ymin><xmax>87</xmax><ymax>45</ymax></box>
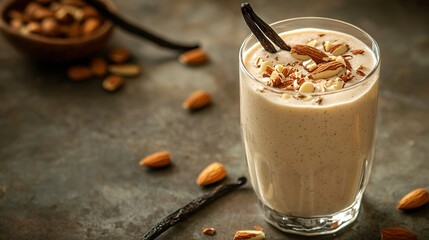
<box><xmin>1</xmin><ymin>0</ymin><xmax>429</xmax><ymax>239</ymax></box>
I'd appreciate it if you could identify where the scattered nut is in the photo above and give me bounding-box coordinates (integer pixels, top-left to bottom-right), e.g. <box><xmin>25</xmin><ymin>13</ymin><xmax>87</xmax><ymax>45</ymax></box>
<box><xmin>179</xmin><ymin>48</ymin><xmax>209</xmax><ymax>65</ymax></box>
<box><xmin>108</xmin><ymin>64</ymin><xmax>141</xmax><ymax>77</ymax></box>
<box><xmin>90</xmin><ymin>58</ymin><xmax>108</xmax><ymax>77</ymax></box>
<box><xmin>108</xmin><ymin>48</ymin><xmax>130</xmax><ymax>64</ymax></box>
<box><xmin>233</xmin><ymin>230</ymin><xmax>265</xmax><ymax>240</ymax></box>
<box><xmin>139</xmin><ymin>151</ymin><xmax>171</xmax><ymax>168</ymax></box>
<box><xmin>67</xmin><ymin>66</ymin><xmax>92</xmax><ymax>81</ymax></box>
<box><xmin>202</xmin><ymin>227</ymin><xmax>216</xmax><ymax>235</ymax></box>
<box><xmin>102</xmin><ymin>75</ymin><xmax>124</xmax><ymax>92</ymax></box>
<box><xmin>381</xmin><ymin>227</ymin><xmax>417</xmax><ymax>240</ymax></box>
<box><xmin>397</xmin><ymin>188</ymin><xmax>429</xmax><ymax>210</ymax></box>
<box><xmin>196</xmin><ymin>162</ymin><xmax>227</xmax><ymax>186</ymax></box>
<box><xmin>182</xmin><ymin>90</ymin><xmax>211</xmax><ymax>110</ymax></box>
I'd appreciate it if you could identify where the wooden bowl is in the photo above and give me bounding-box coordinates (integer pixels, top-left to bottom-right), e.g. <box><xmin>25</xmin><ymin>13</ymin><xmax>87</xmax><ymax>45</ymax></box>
<box><xmin>0</xmin><ymin>0</ymin><xmax>114</xmax><ymax>63</ymax></box>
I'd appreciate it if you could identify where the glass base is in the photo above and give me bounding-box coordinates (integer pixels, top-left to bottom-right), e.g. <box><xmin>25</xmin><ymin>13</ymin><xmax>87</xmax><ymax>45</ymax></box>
<box><xmin>259</xmin><ymin>195</ymin><xmax>362</xmax><ymax>236</ymax></box>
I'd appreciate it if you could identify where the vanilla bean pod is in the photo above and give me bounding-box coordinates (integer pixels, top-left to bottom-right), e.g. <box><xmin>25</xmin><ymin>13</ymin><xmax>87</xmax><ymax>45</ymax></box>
<box><xmin>84</xmin><ymin>0</ymin><xmax>199</xmax><ymax>51</ymax></box>
<box><xmin>143</xmin><ymin>177</ymin><xmax>247</xmax><ymax>240</ymax></box>
<box><xmin>241</xmin><ymin>2</ymin><xmax>291</xmax><ymax>52</ymax></box>
<box><xmin>241</xmin><ymin>4</ymin><xmax>276</xmax><ymax>53</ymax></box>
<box><xmin>242</xmin><ymin>3</ymin><xmax>290</xmax><ymax>51</ymax></box>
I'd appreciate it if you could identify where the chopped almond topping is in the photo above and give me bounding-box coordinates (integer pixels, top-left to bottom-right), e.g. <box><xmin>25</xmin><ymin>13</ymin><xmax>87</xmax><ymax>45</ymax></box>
<box><xmin>351</xmin><ymin>49</ymin><xmax>365</xmax><ymax>55</ymax></box>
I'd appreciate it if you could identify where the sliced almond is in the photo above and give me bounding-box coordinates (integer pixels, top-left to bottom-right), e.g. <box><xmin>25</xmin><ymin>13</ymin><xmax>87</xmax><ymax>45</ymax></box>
<box><xmin>196</xmin><ymin>162</ymin><xmax>227</xmax><ymax>186</ymax></box>
<box><xmin>179</xmin><ymin>48</ymin><xmax>209</xmax><ymax>65</ymax></box>
<box><xmin>102</xmin><ymin>75</ymin><xmax>124</xmax><ymax>92</ymax></box>
<box><xmin>202</xmin><ymin>227</ymin><xmax>216</xmax><ymax>235</ymax></box>
<box><xmin>41</xmin><ymin>17</ymin><xmax>61</xmax><ymax>37</ymax></box>
<box><xmin>311</xmin><ymin>62</ymin><xmax>345</xmax><ymax>79</ymax></box>
<box><xmin>67</xmin><ymin>66</ymin><xmax>92</xmax><ymax>81</ymax></box>
<box><xmin>290</xmin><ymin>44</ymin><xmax>329</xmax><ymax>64</ymax></box>
<box><xmin>323</xmin><ymin>41</ymin><xmax>333</xmax><ymax>52</ymax></box>
<box><xmin>108</xmin><ymin>64</ymin><xmax>141</xmax><ymax>77</ymax></box>
<box><xmin>139</xmin><ymin>151</ymin><xmax>171</xmax><ymax>168</ymax></box>
<box><xmin>109</xmin><ymin>48</ymin><xmax>130</xmax><ymax>64</ymax></box>
<box><xmin>233</xmin><ymin>230</ymin><xmax>265</xmax><ymax>240</ymax></box>
<box><xmin>182</xmin><ymin>90</ymin><xmax>211</xmax><ymax>110</ymax></box>
<box><xmin>329</xmin><ymin>43</ymin><xmax>349</xmax><ymax>56</ymax></box>
<box><xmin>306</xmin><ymin>39</ymin><xmax>317</xmax><ymax>47</ymax></box>
<box><xmin>397</xmin><ymin>188</ymin><xmax>429</xmax><ymax>210</ymax></box>
<box><xmin>381</xmin><ymin>227</ymin><xmax>417</xmax><ymax>240</ymax></box>
<box><xmin>298</xmin><ymin>81</ymin><xmax>315</xmax><ymax>93</ymax></box>
<box><xmin>303</xmin><ymin>59</ymin><xmax>317</xmax><ymax>72</ymax></box>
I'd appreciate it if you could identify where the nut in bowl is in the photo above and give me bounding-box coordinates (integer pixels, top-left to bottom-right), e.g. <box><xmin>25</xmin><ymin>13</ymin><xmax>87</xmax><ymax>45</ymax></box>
<box><xmin>0</xmin><ymin>0</ymin><xmax>114</xmax><ymax>62</ymax></box>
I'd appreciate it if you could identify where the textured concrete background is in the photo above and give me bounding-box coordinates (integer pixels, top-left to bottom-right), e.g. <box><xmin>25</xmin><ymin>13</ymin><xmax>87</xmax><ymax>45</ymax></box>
<box><xmin>1</xmin><ymin>0</ymin><xmax>428</xmax><ymax>239</ymax></box>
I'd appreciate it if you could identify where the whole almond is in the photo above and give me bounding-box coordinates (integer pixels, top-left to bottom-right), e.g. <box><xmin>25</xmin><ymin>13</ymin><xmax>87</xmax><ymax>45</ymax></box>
<box><xmin>311</xmin><ymin>61</ymin><xmax>345</xmax><ymax>80</ymax></box>
<box><xmin>109</xmin><ymin>48</ymin><xmax>130</xmax><ymax>64</ymax></box>
<box><xmin>102</xmin><ymin>75</ymin><xmax>124</xmax><ymax>92</ymax></box>
<box><xmin>381</xmin><ymin>227</ymin><xmax>417</xmax><ymax>240</ymax></box>
<box><xmin>82</xmin><ymin>17</ymin><xmax>100</xmax><ymax>35</ymax></box>
<box><xmin>108</xmin><ymin>64</ymin><xmax>141</xmax><ymax>77</ymax></box>
<box><xmin>41</xmin><ymin>17</ymin><xmax>61</xmax><ymax>37</ymax></box>
<box><xmin>10</xmin><ymin>19</ymin><xmax>23</xmax><ymax>30</ymax></box>
<box><xmin>329</xmin><ymin>43</ymin><xmax>349</xmax><ymax>56</ymax></box>
<box><xmin>183</xmin><ymin>90</ymin><xmax>211</xmax><ymax>110</ymax></box>
<box><xmin>27</xmin><ymin>22</ymin><xmax>42</xmax><ymax>34</ymax></box>
<box><xmin>196</xmin><ymin>162</ymin><xmax>227</xmax><ymax>186</ymax></box>
<box><xmin>202</xmin><ymin>227</ymin><xmax>216</xmax><ymax>235</ymax></box>
<box><xmin>25</xmin><ymin>2</ymin><xmax>42</xmax><ymax>20</ymax></box>
<box><xmin>179</xmin><ymin>48</ymin><xmax>209</xmax><ymax>65</ymax></box>
<box><xmin>397</xmin><ymin>188</ymin><xmax>429</xmax><ymax>210</ymax></box>
<box><xmin>32</xmin><ymin>7</ymin><xmax>53</xmax><ymax>21</ymax></box>
<box><xmin>67</xmin><ymin>66</ymin><xmax>92</xmax><ymax>81</ymax></box>
<box><xmin>139</xmin><ymin>151</ymin><xmax>171</xmax><ymax>168</ymax></box>
<box><xmin>290</xmin><ymin>44</ymin><xmax>329</xmax><ymax>64</ymax></box>
<box><xmin>90</xmin><ymin>58</ymin><xmax>108</xmax><ymax>77</ymax></box>
<box><xmin>233</xmin><ymin>230</ymin><xmax>265</xmax><ymax>240</ymax></box>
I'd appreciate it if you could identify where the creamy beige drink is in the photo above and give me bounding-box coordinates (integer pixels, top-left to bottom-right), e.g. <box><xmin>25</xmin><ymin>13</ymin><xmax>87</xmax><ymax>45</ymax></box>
<box><xmin>239</xmin><ymin>18</ymin><xmax>380</xmax><ymax>235</ymax></box>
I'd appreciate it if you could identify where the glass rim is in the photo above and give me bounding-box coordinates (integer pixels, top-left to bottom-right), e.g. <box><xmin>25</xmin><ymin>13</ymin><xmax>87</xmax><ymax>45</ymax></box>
<box><xmin>239</xmin><ymin>17</ymin><xmax>380</xmax><ymax>96</ymax></box>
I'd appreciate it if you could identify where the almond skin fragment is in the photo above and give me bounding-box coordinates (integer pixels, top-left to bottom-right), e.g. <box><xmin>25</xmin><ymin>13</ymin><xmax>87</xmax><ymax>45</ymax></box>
<box><xmin>290</xmin><ymin>44</ymin><xmax>329</xmax><ymax>64</ymax></box>
<box><xmin>381</xmin><ymin>227</ymin><xmax>417</xmax><ymax>240</ymax></box>
<box><xmin>196</xmin><ymin>162</ymin><xmax>227</xmax><ymax>186</ymax></box>
<box><xmin>179</xmin><ymin>48</ymin><xmax>209</xmax><ymax>65</ymax></box>
<box><xmin>68</xmin><ymin>66</ymin><xmax>92</xmax><ymax>81</ymax></box>
<box><xmin>397</xmin><ymin>188</ymin><xmax>429</xmax><ymax>210</ymax></box>
<box><xmin>182</xmin><ymin>90</ymin><xmax>211</xmax><ymax>110</ymax></box>
<box><xmin>233</xmin><ymin>230</ymin><xmax>265</xmax><ymax>240</ymax></box>
<box><xmin>139</xmin><ymin>151</ymin><xmax>171</xmax><ymax>168</ymax></box>
<box><xmin>202</xmin><ymin>227</ymin><xmax>216</xmax><ymax>235</ymax></box>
